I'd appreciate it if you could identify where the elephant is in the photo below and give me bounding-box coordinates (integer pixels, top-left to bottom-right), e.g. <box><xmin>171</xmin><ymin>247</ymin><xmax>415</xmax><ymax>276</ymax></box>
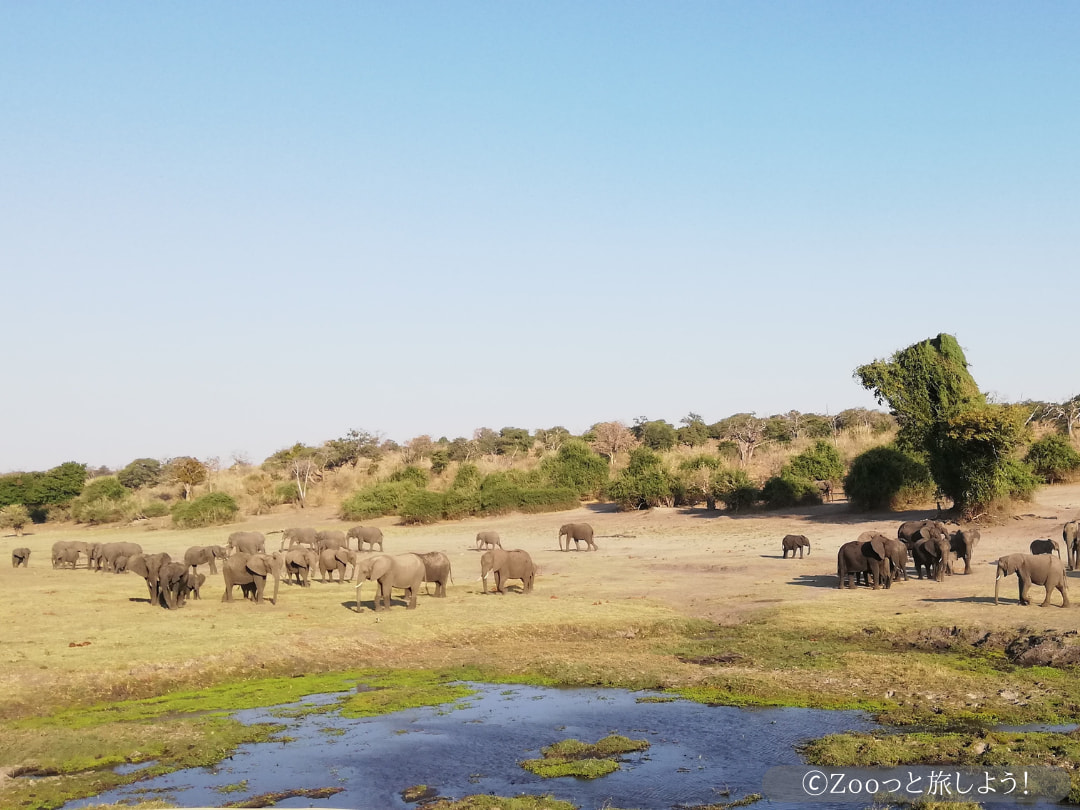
<box><xmin>480</xmin><ymin>548</ymin><xmax>535</xmax><ymax>594</ymax></box>
<box><xmin>1030</xmin><ymin>538</ymin><xmax>1063</xmax><ymax>559</ymax></box>
<box><xmin>284</xmin><ymin>547</ymin><xmax>319</xmax><ymax>586</ymax></box>
<box><xmin>949</xmin><ymin>529</ymin><xmax>980</xmax><ymax>574</ymax></box>
<box><xmin>158</xmin><ymin>561</ymin><xmax>192</xmax><ymax>609</ymax></box>
<box><xmin>51</xmin><ymin>540</ymin><xmax>88</xmax><ymax>568</ymax></box>
<box><xmin>222</xmin><ymin>552</ymin><xmax>283</xmax><ymax>604</ymax></box>
<box><xmin>418</xmin><ymin>551</ymin><xmax>452</xmax><ymax>597</ymax></box>
<box><xmin>476</xmin><ymin>531</ymin><xmax>502</xmax><ymax>550</ymax></box>
<box><xmin>100</xmin><ymin>542</ymin><xmax>143</xmax><ymax>573</ymax></box>
<box><xmin>912</xmin><ymin>534</ymin><xmax>951</xmax><ymax>582</ymax></box>
<box><xmin>184</xmin><ymin>545</ymin><xmax>228</xmax><ymax>574</ymax></box>
<box><xmin>1064</xmin><ymin>520</ymin><xmax>1080</xmax><ymax>571</ymax></box>
<box><xmin>87</xmin><ymin>543</ymin><xmax>104</xmax><ymax>571</ymax></box>
<box><xmin>316</xmin><ymin>530</ymin><xmax>348</xmax><ymax>552</ymax></box>
<box><xmin>113</xmin><ymin>555</ymin><xmax>129</xmax><ymax>573</ymax></box>
<box><xmin>897</xmin><ymin>520</ymin><xmax>947</xmax><ymax>551</ymax></box>
<box><xmin>183</xmin><ymin>571</ymin><xmax>206</xmax><ymax>600</ymax></box>
<box><xmin>319</xmin><ymin>547</ymin><xmax>356</xmax><ymax>583</ymax></box>
<box><xmin>347</xmin><ymin>525</ymin><xmax>384</xmax><ymax>552</ymax></box>
<box><xmin>353</xmin><ymin>553</ymin><xmax>425</xmax><ymax>611</ymax></box>
<box><xmin>11</xmin><ymin>548</ymin><xmax>30</xmax><ymax>568</ymax></box>
<box><xmin>279</xmin><ymin>527</ymin><xmax>317</xmax><ymax>551</ymax></box>
<box><xmin>228</xmin><ymin>531</ymin><xmax>266</xmax><ymax>556</ymax></box>
<box><xmin>55</xmin><ymin>548</ymin><xmax>81</xmax><ymax>569</ymax></box>
<box><xmin>857</xmin><ymin>532</ymin><xmax>907</xmax><ymax>583</ymax></box>
<box><xmin>127</xmin><ymin>552</ymin><xmax>173</xmax><ymax>606</ymax></box>
<box><xmin>816</xmin><ymin>480</ymin><xmax>833</xmax><ymax>502</ymax></box>
<box><xmin>837</xmin><ymin>537</ymin><xmax>891</xmax><ymax>590</ymax></box>
<box><xmin>558</xmin><ymin>523</ymin><xmax>597</xmax><ymax>552</ymax></box>
<box><xmin>781</xmin><ymin>534</ymin><xmax>811</xmax><ymax>558</ymax></box>
<box><xmin>995</xmin><ymin>553</ymin><xmax>1070</xmax><ymax>607</ymax></box>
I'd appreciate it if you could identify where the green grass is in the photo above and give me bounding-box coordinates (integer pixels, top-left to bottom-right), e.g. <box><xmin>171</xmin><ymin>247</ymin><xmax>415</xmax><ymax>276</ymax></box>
<box><xmin>520</xmin><ymin>734</ymin><xmax>649</xmax><ymax>779</ymax></box>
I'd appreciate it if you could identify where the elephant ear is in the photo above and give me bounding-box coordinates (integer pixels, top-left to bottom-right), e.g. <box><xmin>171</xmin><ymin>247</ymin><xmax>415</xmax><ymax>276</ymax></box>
<box><xmin>128</xmin><ymin>555</ymin><xmax>150</xmax><ymax>577</ymax></box>
<box><xmin>866</xmin><ymin>538</ymin><xmax>886</xmax><ymax>560</ymax></box>
<box><xmin>335</xmin><ymin>548</ymin><xmax>352</xmax><ymax>564</ymax></box>
<box><xmin>247</xmin><ymin>555</ymin><xmax>271</xmax><ymax>576</ymax></box>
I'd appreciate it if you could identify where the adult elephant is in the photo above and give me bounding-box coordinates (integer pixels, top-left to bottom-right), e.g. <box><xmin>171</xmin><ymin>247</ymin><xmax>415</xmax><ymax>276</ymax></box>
<box><xmin>127</xmin><ymin>552</ymin><xmax>173</xmax><ymax>606</ymax></box>
<box><xmin>481</xmin><ymin>548</ymin><xmax>535</xmax><ymax>594</ymax></box>
<box><xmin>347</xmin><ymin>525</ymin><xmax>383</xmax><ymax>552</ymax></box>
<box><xmin>184</xmin><ymin>545</ymin><xmax>228</xmax><ymax>574</ymax></box>
<box><xmin>995</xmin><ymin>553</ymin><xmax>1070</xmax><ymax>607</ymax></box>
<box><xmin>858</xmin><ymin>532</ymin><xmax>908</xmax><ymax>583</ymax></box>
<box><xmin>11</xmin><ymin>548</ymin><xmax>30</xmax><ymax>568</ymax></box>
<box><xmin>1031</xmin><ymin>538</ymin><xmax>1063</xmax><ymax>559</ymax></box>
<box><xmin>781</xmin><ymin>535</ymin><xmax>810</xmax><ymax>559</ymax></box>
<box><xmin>101</xmin><ymin>542</ymin><xmax>143</xmax><ymax>573</ymax></box>
<box><xmin>558</xmin><ymin>523</ymin><xmax>597</xmax><ymax>552</ymax></box>
<box><xmin>476</xmin><ymin>531</ymin><xmax>502</xmax><ymax>550</ymax></box>
<box><xmin>354</xmin><ymin>553</ymin><xmax>425</xmax><ymax>611</ymax></box>
<box><xmin>913</xmin><ymin>534</ymin><xmax>951</xmax><ymax>582</ymax></box>
<box><xmin>158</xmin><ymin>561</ymin><xmax>192</xmax><ymax>609</ymax></box>
<box><xmin>897</xmin><ymin>520</ymin><xmax>947</xmax><ymax>551</ymax></box>
<box><xmin>316</xmin><ymin>530</ymin><xmax>348</xmax><ymax>553</ymax></box>
<box><xmin>87</xmin><ymin>543</ymin><xmax>104</xmax><ymax>572</ymax></box>
<box><xmin>55</xmin><ymin>548</ymin><xmax>81</xmax><ymax>569</ymax></box>
<box><xmin>948</xmin><ymin>529</ymin><xmax>980</xmax><ymax>574</ymax></box>
<box><xmin>837</xmin><ymin>537</ymin><xmax>891</xmax><ymax>590</ymax></box>
<box><xmin>284</xmin><ymin>548</ymin><xmax>319</xmax><ymax>586</ymax></box>
<box><xmin>418</xmin><ymin>551</ymin><xmax>452</xmax><ymax>597</ymax></box>
<box><xmin>319</xmin><ymin>548</ymin><xmax>356</xmax><ymax>583</ymax></box>
<box><xmin>52</xmin><ymin>540</ymin><xmax>89</xmax><ymax>569</ymax></box>
<box><xmin>228</xmin><ymin>531</ymin><xmax>266</xmax><ymax>556</ymax></box>
<box><xmin>222</xmin><ymin>552</ymin><xmax>283</xmax><ymax>605</ymax></box>
<box><xmin>279</xmin><ymin>527</ymin><xmax>317</xmax><ymax>551</ymax></box>
<box><xmin>1064</xmin><ymin>520</ymin><xmax>1080</xmax><ymax>571</ymax></box>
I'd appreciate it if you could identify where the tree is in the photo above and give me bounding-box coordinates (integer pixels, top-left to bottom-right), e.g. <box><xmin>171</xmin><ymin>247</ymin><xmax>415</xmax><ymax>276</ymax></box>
<box><xmin>323</xmin><ymin>428</ymin><xmax>383</xmax><ymax>469</ymax></box>
<box><xmin>677</xmin><ymin>454</ymin><xmax>722</xmax><ymax>509</ymax></box>
<box><xmin>495</xmin><ymin>428</ymin><xmax>532</xmax><ymax>460</ymax></box>
<box><xmin>402</xmin><ymin>435</ymin><xmax>435</xmax><ymax>463</ymax></box>
<box><xmin>265</xmin><ymin>444</ymin><xmax>325</xmax><ymax>508</ymax></box>
<box><xmin>1025</xmin><ymin>434</ymin><xmax>1080</xmax><ymax>484</ymax></box>
<box><xmin>590</xmin><ymin>421</ymin><xmax>638</xmax><ymax>466</ymax></box>
<box><xmin>677</xmin><ymin>413</ymin><xmax>710</xmax><ymax>447</ymax></box>
<box><xmin>856</xmin><ymin>333</ymin><xmax>1036</xmax><ymax>516</ymax></box>
<box><xmin>117</xmin><ymin>458</ymin><xmax>162</xmax><ymax>490</ymax></box>
<box><xmin>632</xmin><ymin>418</ymin><xmax>677</xmax><ymax>451</ymax></box>
<box><xmin>534</xmin><ymin>426</ymin><xmax>571</xmax><ymax>456</ymax></box>
<box><xmin>472</xmin><ymin>428</ymin><xmax>499</xmax><ymax>457</ymax></box>
<box><xmin>167</xmin><ymin>457</ymin><xmax>208</xmax><ymax>500</ymax></box>
<box><xmin>1038</xmin><ymin>396</ymin><xmax>1080</xmax><ymax>438</ymax></box>
<box><xmin>713</xmin><ymin>413</ymin><xmax>770</xmax><ymax>464</ymax></box>
<box><xmin>606</xmin><ymin>447</ymin><xmax>674</xmax><ymax>510</ymax></box>
<box><xmin>538</xmin><ymin>440</ymin><xmax>609</xmax><ymax>497</ymax></box>
<box><xmin>0</xmin><ymin>504</ymin><xmax>31</xmax><ymax>536</ymax></box>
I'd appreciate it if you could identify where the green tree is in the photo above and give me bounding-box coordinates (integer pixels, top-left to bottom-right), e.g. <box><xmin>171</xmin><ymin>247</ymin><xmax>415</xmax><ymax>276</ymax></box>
<box><xmin>676</xmin><ymin>454</ymin><xmax>722</xmax><ymax>509</ymax></box>
<box><xmin>538</xmin><ymin>440</ymin><xmax>609</xmax><ymax>497</ymax></box>
<box><xmin>712</xmin><ymin>413</ymin><xmax>770</xmax><ymax>463</ymax></box>
<box><xmin>786</xmin><ymin>440</ymin><xmax>845</xmax><ymax>483</ymax></box>
<box><xmin>856</xmin><ymin>334</ymin><xmax>1034</xmax><ymax>516</ymax></box>
<box><xmin>0</xmin><ymin>504</ymin><xmax>31</xmax><ymax>536</ymax></box>
<box><xmin>844</xmin><ymin>445</ymin><xmax>936</xmax><ymax>510</ymax></box>
<box><xmin>117</xmin><ymin>458</ymin><xmax>162</xmax><ymax>489</ymax></box>
<box><xmin>323</xmin><ymin>428</ymin><xmax>383</xmax><ymax>469</ymax></box>
<box><xmin>496</xmin><ymin>427</ymin><xmax>533</xmax><ymax>459</ymax></box>
<box><xmin>606</xmin><ymin>447</ymin><xmax>674</xmax><ymax>510</ymax></box>
<box><xmin>1025</xmin><ymin>434</ymin><xmax>1080</xmax><ymax>484</ymax></box>
<box><xmin>632</xmin><ymin>418</ymin><xmax>677</xmax><ymax>451</ymax></box>
<box><xmin>167</xmin><ymin>457</ymin><xmax>209</xmax><ymax>500</ymax></box>
<box><xmin>677</xmin><ymin>413</ymin><xmax>710</xmax><ymax>447</ymax></box>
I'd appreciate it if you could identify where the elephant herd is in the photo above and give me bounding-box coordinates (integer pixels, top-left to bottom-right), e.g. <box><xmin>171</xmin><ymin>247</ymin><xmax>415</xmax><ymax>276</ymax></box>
<box><xmin>782</xmin><ymin>517</ymin><xmax>1079</xmax><ymax>608</ymax></box>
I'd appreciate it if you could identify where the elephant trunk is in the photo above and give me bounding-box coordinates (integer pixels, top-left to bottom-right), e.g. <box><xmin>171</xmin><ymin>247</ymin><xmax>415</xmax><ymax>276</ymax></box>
<box><xmin>355</xmin><ymin>581</ymin><xmax>364</xmax><ymax>613</ymax></box>
<box><xmin>994</xmin><ymin>570</ymin><xmax>1001</xmax><ymax>605</ymax></box>
<box><xmin>270</xmin><ymin>573</ymin><xmax>279</xmax><ymax>605</ymax></box>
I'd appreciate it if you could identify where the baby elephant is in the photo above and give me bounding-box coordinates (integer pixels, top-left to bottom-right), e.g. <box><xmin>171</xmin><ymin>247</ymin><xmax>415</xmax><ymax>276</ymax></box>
<box><xmin>1030</xmin><ymin>538</ymin><xmax>1062</xmax><ymax>559</ymax></box>
<box><xmin>781</xmin><ymin>535</ymin><xmax>811</xmax><ymax>558</ymax></box>
<box><xmin>11</xmin><ymin>548</ymin><xmax>31</xmax><ymax>568</ymax></box>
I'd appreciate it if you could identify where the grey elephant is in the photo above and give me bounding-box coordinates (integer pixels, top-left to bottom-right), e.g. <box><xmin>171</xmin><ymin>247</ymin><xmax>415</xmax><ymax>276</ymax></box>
<box><xmin>481</xmin><ymin>548</ymin><xmax>535</xmax><ymax>594</ymax></box>
<box><xmin>184</xmin><ymin>545</ymin><xmax>228</xmax><ymax>574</ymax></box>
<box><xmin>51</xmin><ymin>540</ymin><xmax>89</xmax><ymax>568</ymax></box>
<box><xmin>113</xmin><ymin>555</ymin><xmax>129</xmax><ymax>573</ymax></box>
<box><xmin>476</xmin><ymin>531</ymin><xmax>502</xmax><ymax>550</ymax></box>
<box><xmin>948</xmin><ymin>529</ymin><xmax>980</xmax><ymax>574</ymax></box>
<box><xmin>87</xmin><ymin>542</ymin><xmax>104</xmax><ymax>571</ymax></box>
<box><xmin>55</xmin><ymin>548</ymin><xmax>81</xmax><ymax>569</ymax></box>
<box><xmin>781</xmin><ymin>534</ymin><xmax>811</xmax><ymax>558</ymax></box>
<box><xmin>897</xmin><ymin>520</ymin><xmax>947</xmax><ymax>550</ymax></box>
<box><xmin>222</xmin><ymin>552</ymin><xmax>283</xmax><ymax>604</ymax></box>
<box><xmin>228</xmin><ymin>531</ymin><xmax>266</xmax><ymax>556</ymax></box>
<box><xmin>317</xmin><ymin>530</ymin><xmax>348</xmax><ymax>553</ymax></box>
<box><xmin>319</xmin><ymin>547</ymin><xmax>356</xmax><ymax>583</ymax></box>
<box><xmin>279</xmin><ymin>527</ymin><xmax>317</xmax><ymax>550</ymax></box>
<box><xmin>158</xmin><ymin>561</ymin><xmax>192</xmax><ymax>609</ymax></box>
<box><xmin>418</xmin><ymin>551</ymin><xmax>452</xmax><ymax>597</ymax></box>
<box><xmin>127</xmin><ymin>552</ymin><xmax>173</xmax><ymax>606</ymax></box>
<box><xmin>347</xmin><ymin>525</ymin><xmax>384</xmax><ymax>552</ymax></box>
<box><xmin>1030</xmin><ymin>538</ymin><xmax>1063</xmax><ymax>559</ymax></box>
<box><xmin>912</xmin><ymin>534</ymin><xmax>951</xmax><ymax>581</ymax></box>
<box><xmin>1064</xmin><ymin>520</ymin><xmax>1080</xmax><ymax>571</ymax></box>
<box><xmin>183</xmin><ymin>571</ymin><xmax>206</xmax><ymax>600</ymax></box>
<box><xmin>284</xmin><ymin>547</ymin><xmax>319</xmax><ymax>586</ymax></box>
<box><xmin>995</xmin><ymin>553</ymin><xmax>1070</xmax><ymax>607</ymax></box>
<box><xmin>558</xmin><ymin>523</ymin><xmax>597</xmax><ymax>552</ymax></box>
<box><xmin>11</xmin><ymin>548</ymin><xmax>30</xmax><ymax>568</ymax></box>
<box><xmin>837</xmin><ymin>536</ymin><xmax>891</xmax><ymax>590</ymax></box>
<box><xmin>100</xmin><ymin>542</ymin><xmax>143</xmax><ymax>572</ymax></box>
<box><xmin>858</xmin><ymin>532</ymin><xmax>907</xmax><ymax>583</ymax></box>
<box><xmin>353</xmin><ymin>553</ymin><xmax>425</xmax><ymax>611</ymax></box>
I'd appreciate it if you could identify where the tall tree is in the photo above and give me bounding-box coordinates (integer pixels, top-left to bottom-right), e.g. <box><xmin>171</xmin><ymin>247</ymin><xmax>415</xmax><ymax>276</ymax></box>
<box><xmin>590</xmin><ymin>421</ymin><xmax>638</xmax><ymax>466</ymax></box>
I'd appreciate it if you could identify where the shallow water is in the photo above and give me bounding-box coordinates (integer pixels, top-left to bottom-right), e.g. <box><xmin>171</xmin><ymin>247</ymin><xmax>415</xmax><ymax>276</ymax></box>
<box><xmin>67</xmin><ymin>683</ymin><xmax>877</xmax><ymax>809</ymax></box>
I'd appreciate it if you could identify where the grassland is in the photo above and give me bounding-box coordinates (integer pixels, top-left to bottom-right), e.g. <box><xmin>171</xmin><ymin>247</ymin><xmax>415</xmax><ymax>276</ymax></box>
<box><xmin>2</xmin><ymin>481</ymin><xmax>1080</xmax><ymax>807</ymax></box>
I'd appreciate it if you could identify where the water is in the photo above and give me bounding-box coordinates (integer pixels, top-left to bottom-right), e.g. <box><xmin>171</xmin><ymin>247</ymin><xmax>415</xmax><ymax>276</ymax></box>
<box><xmin>66</xmin><ymin>683</ymin><xmax>879</xmax><ymax>809</ymax></box>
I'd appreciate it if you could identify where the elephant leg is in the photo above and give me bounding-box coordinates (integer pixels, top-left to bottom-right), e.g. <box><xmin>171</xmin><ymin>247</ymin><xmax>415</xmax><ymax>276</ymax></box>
<box><xmin>1060</xmin><ymin>584</ymin><xmax>1071</xmax><ymax>608</ymax></box>
<box><xmin>406</xmin><ymin>587</ymin><xmax>417</xmax><ymax>609</ymax></box>
<box><xmin>210</xmin><ymin>559</ymin><xmax>217</xmax><ymax>575</ymax></box>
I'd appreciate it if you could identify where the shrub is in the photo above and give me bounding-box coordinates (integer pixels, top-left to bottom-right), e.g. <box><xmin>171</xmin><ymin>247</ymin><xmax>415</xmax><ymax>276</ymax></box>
<box><xmin>171</xmin><ymin>492</ymin><xmax>239</xmax><ymax>528</ymax></box>
<box><xmin>451</xmin><ymin>463</ymin><xmax>483</xmax><ymax>492</ymax></box>
<box><xmin>785</xmin><ymin>440</ymin><xmax>845</xmax><ymax>482</ymax></box>
<box><xmin>1025</xmin><ymin>434</ymin><xmax>1080</xmax><ymax>484</ymax></box>
<box><xmin>340</xmin><ymin>482</ymin><xmax>419</xmax><ymax>521</ymax></box>
<box><xmin>480</xmin><ymin>473</ymin><xmax>523</xmax><ymax>515</ymax></box>
<box><xmin>275</xmin><ymin>481</ymin><xmax>302</xmax><ymax>504</ymax></box>
<box><xmin>441</xmin><ymin>489</ymin><xmax>481</xmax><ymax>520</ymax></box>
<box><xmin>606</xmin><ymin>448</ymin><xmax>674</xmax><ymax>510</ymax></box>
<box><xmin>516</xmin><ymin>487</ymin><xmax>579</xmax><ymax>513</ymax></box>
<box><xmin>72</xmin><ymin>497</ymin><xmax>130</xmax><ymax>524</ymax></box>
<box><xmin>117</xmin><ymin>458</ymin><xmax>162</xmax><ymax>489</ymax></box>
<box><xmin>78</xmin><ymin>476</ymin><xmax>129</xmax><ymax>502</ymax></box>
<box><xmin>429</xmin><ymin>449</ymin><xmax>450</xmax><ymax>476</ymax></box>
<box><xmin>760</xmin><ymin>474</ymin><xmax>821</xmax><ymax>509</ymax></box>
<box><xmin>399</xmin><ymin>490</ymin><xmax>446</xmax><ymax>525</ymax></box>
<box><xmin>710</xmin><ymin>468</ymin><xmax>759</xmax><ymax>512</ymax></box>
<box><xmin>844</xmin><ymin>445</ymin><xmax>936</xmax><ymax>511</ymax></box>
<box><xmin>388</xmin><ymin>465</ymin><xmax>430</xmax><ymax>487</ymax></box>
<box><xmin>538</xmin><ymin>440</ymin><xmax>609</xmax><ymax>497</ymax></box>
<box><xmin>0</xmin><ymin>504</ymin><xmax>31</xmax><ymax>535</ymax></box>
<box><xmin>139</xmin><ymin>500</ymin><xmax>170</xmax><ymax>518</ymax></box>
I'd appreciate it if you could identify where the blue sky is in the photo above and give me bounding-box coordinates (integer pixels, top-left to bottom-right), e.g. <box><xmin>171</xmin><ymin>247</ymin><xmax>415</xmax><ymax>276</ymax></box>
<box><xmin>2</xmin><ymin>2</ymin><xmax>1078</xmax><ymax>471</ymax></box>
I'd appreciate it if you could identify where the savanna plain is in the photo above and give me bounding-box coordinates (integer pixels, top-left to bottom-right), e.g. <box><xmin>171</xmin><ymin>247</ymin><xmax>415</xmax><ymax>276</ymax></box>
<box><xmin>5</xmin><ymin>482</ymin><xmax>1080</xmax><ymax>810</ymax></box>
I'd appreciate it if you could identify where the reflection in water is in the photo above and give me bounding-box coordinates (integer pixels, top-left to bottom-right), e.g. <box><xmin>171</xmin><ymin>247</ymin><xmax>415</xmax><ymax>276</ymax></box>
<box><xmin>68</xmin><ymin>683</ymin><xmax>881</xmax><ymax>809</ymax></box>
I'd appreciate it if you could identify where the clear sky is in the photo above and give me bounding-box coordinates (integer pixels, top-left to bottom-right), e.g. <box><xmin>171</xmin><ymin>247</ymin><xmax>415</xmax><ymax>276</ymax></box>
<box><xmin>2</xmin><ymin>2</ymin><xmax>1078</xmax><ymax>472</ymax></box>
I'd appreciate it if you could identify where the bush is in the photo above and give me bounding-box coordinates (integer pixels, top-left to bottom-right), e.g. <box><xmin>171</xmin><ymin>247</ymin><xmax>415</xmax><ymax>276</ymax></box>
<box><xmin>480</xmin><ymin>472</ymin><xmax>523</xmax><ymax>515</ymax></box>
<box><xmin>451</xmin><ymin>463</ymin><xmax>483</xmax><ymax>492</ymax></box>
<box><xmin>1025</xmin><ymin>434</ymin><xmax>1080</xmax><ymax>484</ymax></box>
<box><xmin>79</xmin><ymin>476</ymin><xmax>129</xmax><ymax>502</ymax></box>
<box><xmin>388</xmin><ymin>465</ymin><xmax>430</xmax><ymax>488</ymax></box>
<box><xmin>538</xmin><ymin>440</ymin><xmax>609</xmax><ymax>497</ymax></box>
<box><xmin>340</xmin><ymin>481</ymin><xmax>419</xmax><ymax>521</ymax></box>
<box><xmin>139</xmin><ymin>500</ymin><xmax>170</xmax><ymax>518</ymax></box>
<box><xmin>275</xmin><ymin>481</ymin><xmax>302</xmax><ymax>504</ymax></box>
<box><xmin>0</xmin><ymin>504</ymin><xmax>31</xmax><ymax>535</ymax></box>
<box><xmin>844</xmin><ymin>445</ymin><xmax>936</xmax><ymax>511</ymax></box>
<box><xmin>710</xmin><ymin>468</ymin><xmax>759</xmax><ymax>512</ymax></box>
<box><xmin>785</xmin><ymin>440</ymin><xmax>845</xmax><ymax>482</ymax></box>
<box><xmin>441</xmin><ymin>489</ymin><xmax>481</xmax><ymax>520</ymax></box>
<box><xmin>606</xmin><ymin>448</ymin><xmax>674</xmax><ymax>510</ymax></box>
<box><xmin>72</xmin><ymin>497</ymin><xmax>130</xmax><ymax>524</ymax></box>
<box><xmin>760</xmin><ymin>474</ymin><xmax>821</xmax><ymax>509</ymax></box>
<box><xmin>516</xmin><ymin>487</ymin><xmax>580</xmax><ymax>513</ymax></box>
<box><xmin>430</xmin><ymin>449</ymin><xmax>450</xmax><ymax>476</ymax></box>
<box><xmin>399</xmin><ymin>490</ymin><xmax>446</xmax><ymax>525</ymax></box>
<box><xmin>171</xmin><ymin>492</ymin><xmax>239</xmax><ymax>528</ymax></box>
<box><xmin>117</xmin><ymin>458</ymin><xmax>162</xmax><ymax>489</ymax></box>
